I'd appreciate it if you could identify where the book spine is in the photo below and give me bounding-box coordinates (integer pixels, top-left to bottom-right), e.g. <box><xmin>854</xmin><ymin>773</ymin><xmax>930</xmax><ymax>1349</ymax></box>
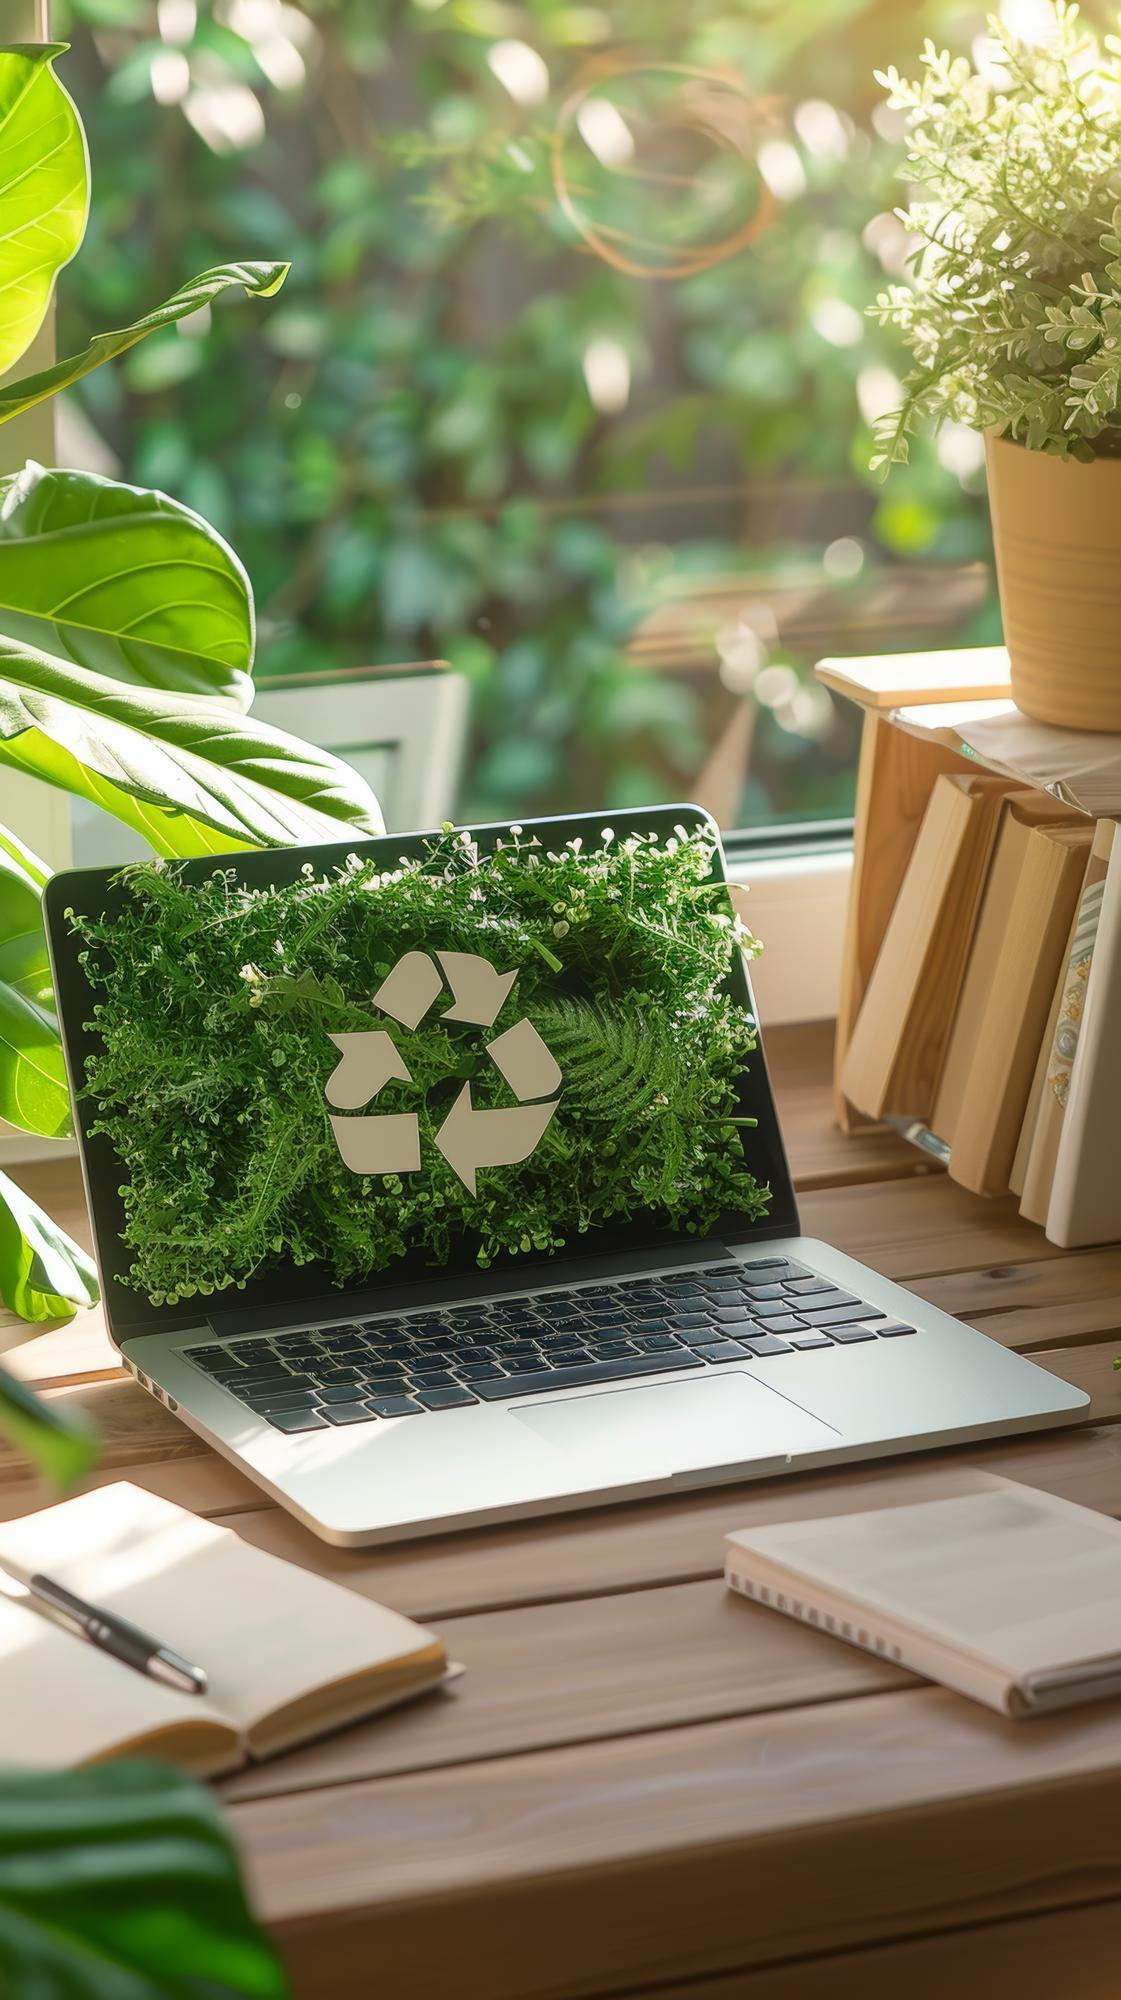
<box><xmin>724</xmin><ymin>1566</ymin><xmax>1012</xmax><ymax>1716</ymax></box>
<box><xmin>726</xmin><ymin>1566</ymin><xmax>905</xmax><ymax>1663</ymax></box>
<box><xmin>1046</xmin><ymin>830</ymin><xmax>1121</xmax><ymax>1246</ymax></box>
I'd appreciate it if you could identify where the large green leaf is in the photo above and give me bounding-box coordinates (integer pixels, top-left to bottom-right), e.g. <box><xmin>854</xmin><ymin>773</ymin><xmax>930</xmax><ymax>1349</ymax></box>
<box><xmin>0</xmin><ymin>1762</ymin><xmax>287</xmax><ymax>1999</ymax></box>
<box><xmin>0</xmin><ymin>45</ymin><xmax>89</xmax><ymax>377</ymax></box>
<box><xmin>0</xmin><ymin>261</ymin><xmax>290</xmax><ymax>426</ymax></box>
<box><xmin>0</xmin><ymin>979</ymin><xmax>69</xmax><ymax>1137</ymax></box>
<box><xmin>0</xmin><ymin>1334</ymin><xmax>96</xmax><ymax>1476</ymax></box>
<box><xmin>0</xmin><ymin>464</ymin><xmax>255</xmax><ymax>710</ymax></box>
<box><xmin>0</xmin><ymin>635</ymin><xmax>384</xmax><ymax>854</ymax></box>
<box><xmin>0</xmin><ymin>821</ymin><xmax>53</xmax><ymax>1011</ymax></box>
<box><xmin>0</xmin><ymin>822</ymin><xmax>68</xmax><ymax>1137</ymax></box>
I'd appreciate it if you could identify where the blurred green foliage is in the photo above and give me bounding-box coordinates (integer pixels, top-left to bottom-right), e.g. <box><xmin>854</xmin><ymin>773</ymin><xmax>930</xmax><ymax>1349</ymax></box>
<box><xmin>54</xmin><ymin>0</ymin><xmax>1006</xmax><ymax>827</ymax></box>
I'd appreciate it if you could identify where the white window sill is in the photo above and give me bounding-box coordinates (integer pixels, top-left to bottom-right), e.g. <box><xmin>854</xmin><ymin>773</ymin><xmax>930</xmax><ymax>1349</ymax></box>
<box><xmin>729</xmin><ymin>848</ymin><xmax>852</xmax><ymax>1028</ymax></box>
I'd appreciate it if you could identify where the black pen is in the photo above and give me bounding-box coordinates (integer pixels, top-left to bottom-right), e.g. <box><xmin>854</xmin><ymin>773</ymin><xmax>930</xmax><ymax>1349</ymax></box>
<box><xmin>3</xmin><ymin>1566</ymin><xmax>208</xmax><ymax>1695</ymax></box>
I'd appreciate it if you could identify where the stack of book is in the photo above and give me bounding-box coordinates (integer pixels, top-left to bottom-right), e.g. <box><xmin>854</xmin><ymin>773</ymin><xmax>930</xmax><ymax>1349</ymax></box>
<box><xmin>840</xmin><ymin>772</ymin><xmax>1121</xmax><ymax>1246</ymax></box>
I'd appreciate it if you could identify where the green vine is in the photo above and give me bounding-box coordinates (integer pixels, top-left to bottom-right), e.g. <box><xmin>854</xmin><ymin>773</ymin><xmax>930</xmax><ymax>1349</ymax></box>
<box><xmin>69</xmin><ymin>827</ymin><xmax>769</xmax><ymax>1305</ymax></box>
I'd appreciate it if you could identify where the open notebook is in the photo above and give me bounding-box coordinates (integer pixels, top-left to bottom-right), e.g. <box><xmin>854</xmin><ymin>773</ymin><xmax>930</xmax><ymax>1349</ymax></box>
<box><xmin>725</xmin><ymin>1475</ymin><xmax>1121</xmax><ymax>1718</ymax></box>
<box><xmin>0</xmin><ymin>1482</ymin><xmax>449</xmax><ymax>1776</ymax></box>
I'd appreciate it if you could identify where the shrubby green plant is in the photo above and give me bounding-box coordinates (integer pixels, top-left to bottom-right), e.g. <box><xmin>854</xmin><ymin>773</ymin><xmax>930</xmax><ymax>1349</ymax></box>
<box><xmin>871</xmin><ymin>1</ymin><xmax>1121</xmax><ymax>469</ymax></box>
<box><xmin>0</xmin><ymin>42</ymin><xmax>381</xmax><ymax>1330</ymax></box>
<box><xmin>72</xmin><ymin>825</ymin><xmax>767</xmax><ymax>1306</ymax></box>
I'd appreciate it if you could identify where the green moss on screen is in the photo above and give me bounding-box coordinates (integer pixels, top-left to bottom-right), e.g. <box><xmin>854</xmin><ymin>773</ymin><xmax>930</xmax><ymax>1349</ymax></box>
<box><xmin>70</xmin><ymin>826</ymin><xmax>769</xmax><ymax>1306</ymax></box>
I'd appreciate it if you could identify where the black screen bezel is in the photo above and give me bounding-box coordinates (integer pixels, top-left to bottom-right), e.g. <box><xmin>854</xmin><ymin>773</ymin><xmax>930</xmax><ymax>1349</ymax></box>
<box><xmin>43</xmin><ymin>804</ymin><xmax>800</xmax><ymax>1343</ymax></box>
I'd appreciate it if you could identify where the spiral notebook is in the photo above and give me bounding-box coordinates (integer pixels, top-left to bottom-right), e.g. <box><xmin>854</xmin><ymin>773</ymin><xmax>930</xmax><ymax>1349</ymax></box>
<box><xmin>0</xmin><ymin>1482</ymin><xmax>452</xmax><ymax>1775</ymax></box>
<box><xmin>724</xmin><ymin>1475</ymin><xmax>1121</xmax><ymax>1718</ymax></box>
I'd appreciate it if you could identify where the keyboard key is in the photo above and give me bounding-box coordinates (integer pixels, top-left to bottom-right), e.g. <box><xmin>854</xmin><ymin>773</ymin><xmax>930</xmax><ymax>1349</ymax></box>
<box><xmin>709</xmin><ymin>1307</ymin><xmax>762</xmax><ymax>1326</ymax></box>
<box><xmin>745</xmin><ymin>1299</ymin><xmax>795</xmax><ymax>1320</ymax></box>
<box><xmin>789</xmin><ymin>1333</ymin><xmax>833</xmax><ymax>1350</ymax></box>
<box><xmin>417</xmin><ymin>1386</ymin><xmax>479</xmax><ymax>1410</ymax></box>
<box><xmin>266</xmin><ymin>1407</ymin><xmax>329</xmax><ymax>1432</ymax></box>
<box><xmin>675</xmin><ymin>1325</ymin><xmax>737</xmax><ymax>1347</ymax></box>
<box><xmin>877</xmin><ymin>1320</ymin><xmax>917</xmax><ymax>1337</ymax></box>
<box><xmin>321</xmin><ymin>1402</ymin><xmax>378</xmax><ymax>1425</ymax></box>
<box><xmin>755</xmin><ymin>1316</ymin><xmax>807</xmax><ymax>1335</ymax></box>
<box><xmin>741</xmin><ymin>1257</ymin><xmax>789</xmax><ymax>1271</ymax></box>
<box><xmin>589</xmin><ymin>1341</ymin><xmax>635</xmax><ymax>1361</ymax></box>
<box><xmin>634</xmin><ymin>1334</ymin><xmax>677</xmax><ymax>1352</ymax></box>
<box><xmin>239</xmin><ymin>1371</ymin><xmax>316</xmax><ymax>1393</ymax></box>
<box><xmin>368</xmin><ymin>1395</ymin><xmax>422</xmax><ymax>1417</ymax></box>
<box><xmin>807</xmin><ymin>1304</ymin><xmax>885</xmax><ymax>1326</ymax></box>
<box><xmin>694</xmin><ymin>1340</ymin><xmax>751</xmax><ymax>1363</ymax></box>
<box><xmin>629</xmin><ymin>1318</ymin><xmax>670</xmax><ymax>1334</ymax></box>
<box><xmin>667</xmin><ymin>1314</ymin><xmax>712</xmax><ymax>1330</ymax></box>
<box><xmin>314</xmin><ymin>1365</ymin><xmax>365</xmax><ymax>1385</ymax></box>
<box><xmin>411</xmin><ymin>1370</ymin><xmax>456</xmax><ymax>1389</ymax></box>
<box><xmin>364</xmin><ymin>1374</ymin><xmax>412</xmax><ymax>1395</ymax></box>
<box><xmin>795</xmin><ymin>1290</ymin><xmax>861</xmax><ymax>1313</ymax></box>
<box><xmin>552</xmin><ymin>1350</ymin><xmax>591</xmax><ymax>1367</ymax></box>
<box><xmin>745</xmin><ymin>1335</ymin><xmax>796</xmax><ymax>1356</ymax></box>
<box><xmin>455</xmin><ymin>1362</ymin><xmax>506</xmax><ymax>1382</ymax></box>
<box><xmin>743</xmin><ymin>1284</ymin><xmax>786</xmax><ymax>1301</ymax></box>
<box><xmin>825</xmin><ymin>1324</ymin><xmax>878</xmax><ymax>1343</ymax></box>
<box><xmin>319</xmin><ymin>1383</ymin><xmax>375</xmax><ymax>1404</ymax></box>
<box><xmin>474</xmin><ymin>1350</ymin><xmax>702</xmax><ymax>1400</ymax></box>
<box><xmin>506</xmin><ymin>1355</ymin><xmax>548</xmax><ymax>1374</ymax></box>
<box><xmin>185</xmin><ymin>1349</ymin><xmax>242</xmax><ymax>1375</ymax></box>
<box><xmin>782</xmin><ymin>1277</ymin><xmax>836</xmax><ymax>1296</ymax></box>
<box><xmin>245</xmin><ymin>1388</ymin><xmax>320</xmax><ymax>1412</ymax></box>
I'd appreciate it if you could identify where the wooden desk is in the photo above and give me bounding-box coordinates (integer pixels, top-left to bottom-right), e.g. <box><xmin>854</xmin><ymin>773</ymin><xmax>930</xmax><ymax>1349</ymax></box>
<box><xmin>4</xmin><ymin>1021</ymin><xmax>1121</xmax><ymax>1999</ymax></box>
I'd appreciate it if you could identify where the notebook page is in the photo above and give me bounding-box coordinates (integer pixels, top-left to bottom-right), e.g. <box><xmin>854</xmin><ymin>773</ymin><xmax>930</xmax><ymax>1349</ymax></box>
<box><xmin>0</xmin><ymin>1587</ymin><xmax>234</xmax><ymax>1773</ymax></box>
<box><xmin>726</xmin><ymin>1480</ymin><xmax>1121</xmax><ymax>1682</ymax></box>
<box><xmin>0</xmin><ymin>1482</ymin><xmax>444</xmax><ymax>1752</ymax></box>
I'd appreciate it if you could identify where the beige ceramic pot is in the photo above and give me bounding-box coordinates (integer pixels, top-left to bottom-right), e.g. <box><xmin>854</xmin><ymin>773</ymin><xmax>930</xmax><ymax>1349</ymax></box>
<box><xmin>985</xmin><ymin>430</ymin><xmax>1121</xmax><ymax>732</ymax></box>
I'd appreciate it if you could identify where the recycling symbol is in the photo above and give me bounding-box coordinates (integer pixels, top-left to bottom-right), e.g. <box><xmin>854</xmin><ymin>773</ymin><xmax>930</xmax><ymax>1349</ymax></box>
<box><xmin>325</xmin><ymin>950</ymin><xmax>562</xmax><ymax>1195</ymax></box>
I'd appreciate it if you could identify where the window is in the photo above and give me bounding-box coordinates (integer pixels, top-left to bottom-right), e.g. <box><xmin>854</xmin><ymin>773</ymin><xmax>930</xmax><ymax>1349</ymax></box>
<box><xmin>56</xmin><ymin>0</ymin><xmax>999</xmax><ymax>838</ymax></box>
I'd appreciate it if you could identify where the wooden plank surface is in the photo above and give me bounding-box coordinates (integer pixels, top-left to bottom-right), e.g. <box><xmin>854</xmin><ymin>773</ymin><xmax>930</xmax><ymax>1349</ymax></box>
<box><xmin>236</xmin><ymin>1689</ymin><xmax>1121</xmax><ymax>2000</ymax></box>
<box><xmin>5</xmin><ymin>1021</ymin><xmax>1121</xmax><ymax>1999</ymax></box>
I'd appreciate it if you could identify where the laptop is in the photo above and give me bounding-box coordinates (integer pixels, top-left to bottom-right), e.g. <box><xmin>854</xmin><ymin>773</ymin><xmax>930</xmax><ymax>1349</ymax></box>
<box><xmin>44</xmin><ymin>804</ymin><xmax>1088</xmax><ymax>1547</ymax></box>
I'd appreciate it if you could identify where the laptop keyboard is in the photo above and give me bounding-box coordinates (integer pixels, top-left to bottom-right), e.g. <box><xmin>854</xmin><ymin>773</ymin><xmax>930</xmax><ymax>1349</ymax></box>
<box><xmin>178</xmin><ymin>1257</ymin><xmax>916</xmax><ymax>1432</ymax></box>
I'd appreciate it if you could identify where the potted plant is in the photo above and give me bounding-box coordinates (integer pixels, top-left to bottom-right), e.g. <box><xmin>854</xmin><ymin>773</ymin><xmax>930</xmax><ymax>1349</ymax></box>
<box><xmin>870</xmin><ymin>0</ymin><xmax>1121</xmax><ymax>732</ymax></box>
<box><xmin>0</xmin><ymin>42</ymin><xmax>382</xmax><ymax>1333</ymax></box>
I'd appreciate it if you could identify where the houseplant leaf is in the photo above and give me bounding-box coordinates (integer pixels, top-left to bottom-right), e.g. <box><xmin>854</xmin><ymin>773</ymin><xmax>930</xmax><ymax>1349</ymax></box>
<box><xmin>0</xmin><ymin>1762</ymin><xmax>287</xmax><ymax>1999</ymax></box>
<box><xmin>0</xmin><ymin>824</ymin><xmax>68</xmax><ymax>1137</ymax></box>
<box><xmin>0</xmin><ymin>636</ymin><xmax>384</xmax><ymax>854</ymax></box>
<box><xmin>0</xmin><ymin>980</ymin><xmax>69</xmax><ymax>1138</ymax></box>
<box><xmin>0</xmin><ymin>823</ymin><xmax>53</xmax><ymax>1012</ymax></box>
<box><xmin>0</xmin><ymin>1329</ymin><xmax>97</xmax><ymax>1473</ymax></box>
<box><xmin>0</xmin><ymin>464</ymin><xmax>255</xmax><ymax>711</ymax></box>
<box><xmin>0</xmin><ymin>261</ymin><xmax>290</xmax><ymax>426</ymax></box>
<box><xmin>0</xmin><ymin>44</ymin><xmax>88</xmax><ymax>376</ymax></box>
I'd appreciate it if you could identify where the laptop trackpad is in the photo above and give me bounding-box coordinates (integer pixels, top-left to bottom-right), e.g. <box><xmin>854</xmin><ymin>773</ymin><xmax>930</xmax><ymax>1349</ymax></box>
<box><xmin>512</xmin><ymin>1370</ymin><xmax>837</xmax><ymax>1478</ymax></box>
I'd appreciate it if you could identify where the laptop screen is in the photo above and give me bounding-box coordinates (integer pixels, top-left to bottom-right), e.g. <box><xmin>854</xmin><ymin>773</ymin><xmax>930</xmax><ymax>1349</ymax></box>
<box><xmin>47</xmin><ymin>808</ymin><xmax>798</xmax><ymax>1335</ymax></box>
